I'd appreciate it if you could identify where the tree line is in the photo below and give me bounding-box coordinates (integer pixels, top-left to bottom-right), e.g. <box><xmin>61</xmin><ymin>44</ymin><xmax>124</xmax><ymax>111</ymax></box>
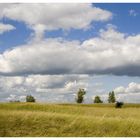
<box><xmin>10</xmin><ymin>88</ymin><xmax>124</xmax><ymax>108</ymax></box>
<box><xmin>76</xmin><ymin>88</ymin><xmax>124</xmax><ymax>108</ymax></box>
<box><xmin>76</xmin><ymin>88</ymin><xmax>116</xmax><ymax>103</ymax></box>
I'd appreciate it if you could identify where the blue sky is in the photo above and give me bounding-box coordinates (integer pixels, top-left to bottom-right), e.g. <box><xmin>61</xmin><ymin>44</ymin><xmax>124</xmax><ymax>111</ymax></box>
<box><xmin>0</xmin><ymin>3</ymin><xmax>140</xmax><ymax>103</ymax></box>
<box><xmin>0</xmin><ymin>19</ymin><xmax>31</xmax><ymax>52</ymax></box>
<box><xmin>95</xmin><ymin>4</ymin><xmax>140</xmax><ymax>34</ymax></box>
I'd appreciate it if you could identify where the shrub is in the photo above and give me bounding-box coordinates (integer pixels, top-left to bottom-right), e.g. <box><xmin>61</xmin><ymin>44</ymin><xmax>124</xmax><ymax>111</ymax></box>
<box><xmin>115</xmin><ymin>101</ymin><xmax>124</xmax><ymax>108</ymax></box>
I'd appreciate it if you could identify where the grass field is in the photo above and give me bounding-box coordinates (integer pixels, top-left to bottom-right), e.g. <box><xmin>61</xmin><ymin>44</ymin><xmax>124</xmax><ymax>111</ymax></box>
<box><xmin>0</xmin><ymin>103</ymin><xmax>140</xmax><ymax>137</ymax></box>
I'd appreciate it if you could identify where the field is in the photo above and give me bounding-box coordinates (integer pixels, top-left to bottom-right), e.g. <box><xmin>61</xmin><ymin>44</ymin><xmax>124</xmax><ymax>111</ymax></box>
<box><xmin>0</xmin><ymin>103</ymin><xmax>140</xmax><ymax>137</ymax></box>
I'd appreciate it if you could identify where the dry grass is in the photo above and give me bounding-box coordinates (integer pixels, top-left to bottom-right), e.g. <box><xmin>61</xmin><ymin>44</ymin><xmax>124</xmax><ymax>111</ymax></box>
<box><xmin>0</xmin><ymin>103</ymin><xmax>140</xmax><ymax>137</ymax></box>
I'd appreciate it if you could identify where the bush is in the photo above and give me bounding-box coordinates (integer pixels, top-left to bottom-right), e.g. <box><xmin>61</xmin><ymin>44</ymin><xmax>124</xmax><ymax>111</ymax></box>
<box><xmin>115</xmin><ymin>102</ymin><xmax>124</xmax><ymax>108</ymax></box>
<box><xmin>26</xmin><ymin>95</ymin><xmax>36</xmax><ymax>102</ymax></box>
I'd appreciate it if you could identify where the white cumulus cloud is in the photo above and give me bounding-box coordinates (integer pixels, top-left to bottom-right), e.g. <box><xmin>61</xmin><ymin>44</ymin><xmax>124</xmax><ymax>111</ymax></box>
<box><xmin>0</xmin><ymin>23</ymin><xmax>15</xmax><ymax>34</ymax></box>
<box><xmin>0</xmin><ymin>26</ymin><xmax>140</xmax><ymax>76</ymax></box>
<box><xmin>0</xmin><ymin>75</ymin><xmax>90</xmax><ymax>102</ymax></box>
<box><xmin>115</xmin><ymin>82</ymin><xmax>140</xmax><ymax>94</ymax></box>
<box><xmin>0</xmin><ymin>3</ymin><xmax>112</xmax><ymax>40</ymax></box>
<box><xmin>114</xmin><ymin>82</ymin><xmax>140</xmax><ymax>103</ymax></box>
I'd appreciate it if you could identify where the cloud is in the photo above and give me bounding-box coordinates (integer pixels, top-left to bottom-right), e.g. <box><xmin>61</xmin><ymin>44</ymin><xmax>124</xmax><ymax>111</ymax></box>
<box><xmin>0</xmin><ymin>4</ymin><xmax>112</xmax><ymax>40</ymax></box>
<box><xmin>114</xmin><ymin>82</ymin><xmax>140</xmax><ymax>103</ymax></box>
<box><xmin>114</xmin><ymin>86</ymin><xmax>125</xmax><ymax>93</ymax></box>
<box><xmin>0</xmin><ymin>75</ymin><xmax>89</xmax><ymax>102</ymax></box>
<box><xmin>115</xmin><ymin>82</ymin><xmax>140</xmax><ymax>94</ymax></box>
<box><xmin>81</xmin><ymin>26</ymin><xmax>140</xmax><ymax>76</ymax></box>
<box><xmin>7</xmin><ymin>94</ymin><xmax>26</xmax><ymax>102</ymax></box>
<box><xmin>0</xmin><ymin>26</ymin><xmax>140</xmax><ymax>76</ymax></box>
<box><xmin>129</xmin><ymin>9</ymin><xmax>138</xmax><ymax>17</ymax></box>
<box><xmin>0</xmin><ymin>23</ymin><xmax>15</xmax><ymax>34</ymax></box>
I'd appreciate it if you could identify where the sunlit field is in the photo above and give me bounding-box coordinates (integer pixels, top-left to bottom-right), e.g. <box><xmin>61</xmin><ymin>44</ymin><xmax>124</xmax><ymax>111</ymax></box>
<box><xmin>0</xmin><ymin>103</ymin><xmax>140</xmax><ymax>137</ymax></box>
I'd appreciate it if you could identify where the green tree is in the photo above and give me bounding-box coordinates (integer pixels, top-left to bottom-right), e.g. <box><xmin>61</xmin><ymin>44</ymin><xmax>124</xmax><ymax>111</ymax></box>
<box><xmin>26</xmin><ymin>95</ymin><xmax>36</xmax><ymax>102</ymax></box>
<box><xmin>108</xmin><ymin>91</ymin><xmax>116</xmax><ymax>103</ymax></box>
<box><xmin>76</xmin><ymin>88</ymin><xmax>86</xmax><ymax>103</ymax></box>
<box><xmin>93</xmin><ymin>96</ymin><xmax>103</xmax><ymax>103</ymax></box>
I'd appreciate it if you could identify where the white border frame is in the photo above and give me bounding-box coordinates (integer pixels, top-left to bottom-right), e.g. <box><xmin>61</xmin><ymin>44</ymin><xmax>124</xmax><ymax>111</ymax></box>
<box><xmin>0</xmin><ymin>0</ymin><xmax>140</xmax><ymax>3</ymax></box>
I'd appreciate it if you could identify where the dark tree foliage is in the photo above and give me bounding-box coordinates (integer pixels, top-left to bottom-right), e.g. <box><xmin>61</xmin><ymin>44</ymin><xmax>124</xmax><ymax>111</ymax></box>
<box><xmin>26</xmin><ymin>95</ymin><xmax>36</xmax><ymax>102</ymax></box>
<box><xmin>115</xmin><ymin>101</ymin><xmax>124</xmax><ymax>108</ymax></box>
<box><xmin>76</xmin><ymin>88</ymin><xmax>86</xmax><ymax>103</ymax></box>
<box><xmin>108</xmin><ymin>91</ymin><xmax>116</xmax><ymax>103</ymax></box>
<box><xmin>93</xmin><ymin>96</ymin><xmax>103</xmax><ymax>103</ymax></box>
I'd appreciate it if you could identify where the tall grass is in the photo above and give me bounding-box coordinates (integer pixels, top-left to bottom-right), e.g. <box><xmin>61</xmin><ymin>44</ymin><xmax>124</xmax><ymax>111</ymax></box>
<box><xmin>0</xmin><ymin>103</ymin><xmax>140</xmax><ymax>137</ymax></box>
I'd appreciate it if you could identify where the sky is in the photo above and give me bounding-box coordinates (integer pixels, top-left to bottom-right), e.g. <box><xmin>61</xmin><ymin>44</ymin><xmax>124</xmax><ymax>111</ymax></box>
<box><xmin>0</xmin><ymin>3</ymin><xmax>140</xmax><ymax>103</ymax></box>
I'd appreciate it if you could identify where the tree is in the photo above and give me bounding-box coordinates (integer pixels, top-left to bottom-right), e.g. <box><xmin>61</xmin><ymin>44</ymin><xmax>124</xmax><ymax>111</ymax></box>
<box><xmin>108</xmin><ymin>91</ymin><xmax>116</xmax><ymax>103</ymax></box>
<box><xmin>76</xmin><ymin>88</ymin><xmax>86</xmax><ymax>103</ymax></box>
<box><xmin>26</xmin><ymin>95</ymin><xmax>36</xmax><ymax>102</ymax></box>
<box><xmin>93</xmin><ymin>96</ymin><xmax>103</xmax><ymax>103</ymax></box>
<box><xmin>115</xmin><ymin>101</ymin><xmax>124</xmax><ymax>108</ymax></box>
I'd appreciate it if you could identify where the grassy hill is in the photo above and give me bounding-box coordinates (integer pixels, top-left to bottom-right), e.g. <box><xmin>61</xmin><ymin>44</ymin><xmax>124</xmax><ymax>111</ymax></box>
<box><xmin>0</xmin><ymin>103</ymin><xmax>140</xmax><ymax>137</ymax></box>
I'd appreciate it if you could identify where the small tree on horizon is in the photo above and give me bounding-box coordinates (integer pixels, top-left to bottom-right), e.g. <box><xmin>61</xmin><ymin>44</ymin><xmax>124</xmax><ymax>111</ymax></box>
<box><xmin>108</xmin><ymin>91</ymin><xmax>116</xmax><ymax>103</ymax></box>
<box><xmin>76</xmin><ymin>88</ymin><xmax>86</xmax><ymax>103</ymax></box>
<box><xmin>26</xmin><ymin>95</ymin><xmax>36</xmax><ymax>102</ymax></box>
<box><xmin>93</xmin><ymin>96</ymin><xmax>103</xmax><ymax>103</ymax></box>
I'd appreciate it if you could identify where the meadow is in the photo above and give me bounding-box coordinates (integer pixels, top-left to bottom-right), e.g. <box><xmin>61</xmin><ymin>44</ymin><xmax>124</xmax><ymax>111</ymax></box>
<box><xmin>0</xmin><ymin>103</ymin><xmax>140</xmax><ymax>137</ymax></box>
